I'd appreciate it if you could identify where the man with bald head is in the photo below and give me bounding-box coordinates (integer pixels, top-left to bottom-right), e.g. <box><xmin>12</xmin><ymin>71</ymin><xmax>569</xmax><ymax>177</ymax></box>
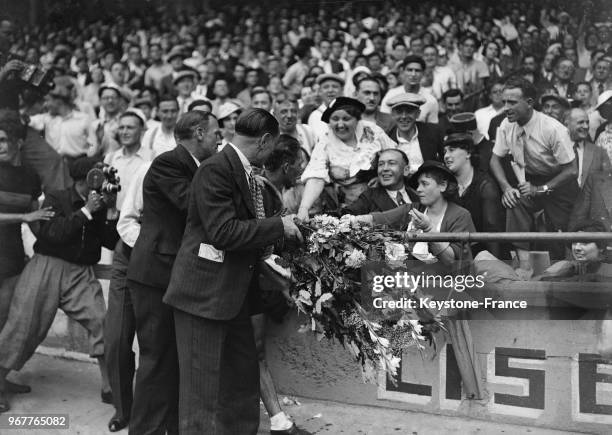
<box><xmin>566</xmin><ymin>107</ymin><xmax>610</xmax><ymax>189</ymax></box>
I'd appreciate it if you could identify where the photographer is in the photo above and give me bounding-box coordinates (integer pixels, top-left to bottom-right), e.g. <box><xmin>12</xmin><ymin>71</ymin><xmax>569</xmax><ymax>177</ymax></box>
<box><xmin>0</xmin><ymin>156</ymin><xmax>119</xmax><ymax>413</ymax></box>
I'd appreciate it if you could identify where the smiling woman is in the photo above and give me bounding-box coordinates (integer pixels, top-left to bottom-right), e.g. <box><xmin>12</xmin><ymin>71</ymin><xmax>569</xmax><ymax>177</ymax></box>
<box><xmin>296</xmin><ymin>97</ymin><xmax>396</xmax><ymax>219</ymax></box>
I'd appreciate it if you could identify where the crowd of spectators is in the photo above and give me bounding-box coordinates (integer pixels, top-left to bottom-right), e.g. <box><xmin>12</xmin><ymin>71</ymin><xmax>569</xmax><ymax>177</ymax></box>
<box><xmin>2</xmin><ymin>0</ymin><xmax>612</xmax><ymax>430</ymax></box>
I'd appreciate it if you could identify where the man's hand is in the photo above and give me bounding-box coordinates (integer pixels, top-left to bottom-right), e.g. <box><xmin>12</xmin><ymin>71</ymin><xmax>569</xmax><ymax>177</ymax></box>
<box><xmin>22</xmin><ymin>206</ymin><xmax>55</xmax><ymax>223</ymax></box>
<box><xmin>501</xmin><ymin>187</ymin><xmax>521</xmax><ymax>209</ymax></box>
<box><xmin>84</xmin><ymin>191</ymin><xmax>104</xmax><ymax>214</ymax></box>
<box><xmin>0</xmin><ymin>59</ymin><xmax>24</xmax><ymax>81</ymax></box>
<box><xmin>518</xmin><ymin>181</ymin><xmax>537</xmax><ymax>198</ymax></box>
<box><xmin>281</xmin><ymin>214</ymin><xmax>303</xmax><ymax>243</ymax></box>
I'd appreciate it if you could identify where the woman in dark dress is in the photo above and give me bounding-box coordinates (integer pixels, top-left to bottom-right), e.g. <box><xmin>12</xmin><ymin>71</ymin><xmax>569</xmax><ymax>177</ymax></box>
<box><xmin>443</xmin><ymin>132</ymin><xmax>506</xmax><ymax>258</ymax></box>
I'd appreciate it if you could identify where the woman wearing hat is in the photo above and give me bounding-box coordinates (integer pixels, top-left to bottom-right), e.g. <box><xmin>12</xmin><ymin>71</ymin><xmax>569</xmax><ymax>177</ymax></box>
<box><xmin>357</xmin><ymin>161</ymin><xmax>476</xmax><ymax>266</ymax></box>
<box><xmin>297</xmin><ymin>97</ymin><xmax>396</xmax><ymax>220</ymax></box>
<box><xmin>217</xmin><ymin>100</ymin><xmax>243</xmax><ymax>150</ymax></box>
<box><xmin>443</xmin><ymin>133</ymin><xmax>506</xmax><ymax>258</ymax></box>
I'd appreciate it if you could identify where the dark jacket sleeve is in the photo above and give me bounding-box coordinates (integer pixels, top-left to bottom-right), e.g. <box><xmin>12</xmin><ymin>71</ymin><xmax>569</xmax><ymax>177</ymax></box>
<box><xmin>197</xmin><ymin>161</ymin><xmax>284</xmax><ymax>251</ymax></box>
<box><xmin>37</xmin><ymin>191</ymin><xmax>89</xmax><ymax>245</ymax></box>
<box><xmin>102</xmin><ymin>218</ymin><xmax>120</xmax><ymax>250</ymax></box>
<box><xmin>442</xmin><ymin>204</ymin><xmax>476</xmax><ymax>260</ymax></box>
<box><xmin>151</xmin><ymin>154</ymin><xmax>193</xmax><ymax>214</ymax></box>
<box><xmin>342</xmin><ymin>190</ymin><xmax>375</xmax><ymax>215</ymax></box>
<box><xmin>371</xmin><ymin>204</ymin><xmax>418</xmax><ymax>230</ymax></box>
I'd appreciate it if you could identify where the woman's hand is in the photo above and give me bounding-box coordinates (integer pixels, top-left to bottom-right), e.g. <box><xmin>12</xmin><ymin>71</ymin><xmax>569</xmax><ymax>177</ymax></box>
<box><xmin>409</xmin><ymin>209</ymin><xmax>433</xmax><ymax>232</ymax></box>
<box><xmin>22</xmin><ymin>207</ymin><xmax>55</xmax><ymax>223</ymax></box>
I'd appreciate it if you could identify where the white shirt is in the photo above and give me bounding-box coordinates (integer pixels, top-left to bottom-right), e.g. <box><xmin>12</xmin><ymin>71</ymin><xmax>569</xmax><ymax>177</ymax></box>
<box><xmin>29</xmin><ymin>110</ymin><xmax>95</xmax><ymax>157</ymax></box>
<box><xmin>386</xmin><ymin>187</ymin><xmax>411</xmax><ymax>206</ymax></box>
<box><xmin>227</xmin><ymin>143</ymin><xmax>252</xmax><ymax>184</ymax></box>
<box><xmin>380</xmin><ymin>86</ymin><xmax>439</xmax><ymax>124</ymax></box>
<box><xmin>395</xmin><ymin>128</ymin><xmax>423</xmax><ymax>175</ymax></box>
<box><xmin>177</xmin><ymin>96</ymin><xmax>194</xmax><ymax>114</ymax></box>
<box><xmin>307</xmin><ymin>104</ymin><xmax>327</xmax><ymax>139</ymax></box>
<box><xmin>104</xmin><ymin>146</ymin><xmax>154</xmax><ymax>210</ymax></box>
<box><xmin>475</xmin><ymin>105</ymin><xmax>504</xmax><ymax>139</ymax></box>
<box><xmin>575</xmin><ymin>141</ymin><xmax>585</xmax><ymax>186</ymax></box>
<box><xmin>117</xmin><ymin>162</ymin><xmax>151</xmax><ymax>247</ymax></box>
<box><xmin>141</xmin><ymin>125</ymin><xmax>177</xmax><ymax>157</ymax></box>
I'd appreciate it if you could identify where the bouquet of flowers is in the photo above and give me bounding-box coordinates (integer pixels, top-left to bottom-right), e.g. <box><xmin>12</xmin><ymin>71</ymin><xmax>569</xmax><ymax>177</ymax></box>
<box><xmin>278</xmin><ymin>215</ymin><xmax>444</xmax><ymax>384</ymax></box>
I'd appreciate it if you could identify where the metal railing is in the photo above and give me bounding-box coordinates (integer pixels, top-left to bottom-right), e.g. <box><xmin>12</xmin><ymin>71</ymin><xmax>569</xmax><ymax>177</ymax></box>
<box><xmin>403</xmin><ymin>232</ymin><xmax>612</xmax><ymax>243</ymax></box>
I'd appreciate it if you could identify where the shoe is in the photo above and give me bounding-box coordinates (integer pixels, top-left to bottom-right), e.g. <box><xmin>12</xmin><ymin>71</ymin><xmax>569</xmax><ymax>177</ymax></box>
<box><xmin>271</xmin><ymin>423</ymin><xmax>313</xmax><ymax>435</ymax></box>
<box><xmin>5</xmin><ymin>380</ymin><xmax>31</xmax><ymax>394</ymax></box>
<box><xmin>0</xmin><ymin>390</ymin><xmax>9</xmax><ymax>414</ymax></box>
<box><xmin>101</xmin><ymin>389</ymin><xmax>113</xmax><ymax>404</ymax></box>
<box><xmin>108</xmin><ymin>413</ymin><xmax>129</xmax><ymax>432</ymax></box>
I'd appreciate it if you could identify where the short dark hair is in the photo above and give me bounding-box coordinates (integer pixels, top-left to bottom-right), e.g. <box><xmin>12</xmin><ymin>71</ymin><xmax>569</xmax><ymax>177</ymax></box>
<box><xmin>356</xmin><ymin>76</ymin><xmax>381</xmax><ymax>92</ymax></box>
<box><xmin>251</xmin><ymin>87</ymin><xmax>271</xmax><ymax>101</ymax></box>
<box><xmin>158</xmin><ymin>97</ymin><xmax>179</xmax><ymax>109</ymax></box>
<box><xmin>274</xmin><ymin>92</ymin><xmax>298</xmax><ymax>106</ymax></box>
<box><xmin>174</xmin><ymin>111</ymin><xmax>215</xmax><ymax>141</ymax></box>
<box><xmin>419</xmin><ymin>169</ymin><xmax>458</xmax><ymax>199</ymax></box>
<box><xmin>503</xmin><ymin>76</ymin><xmax>537</xmax><ymax>101</ymax></box>
<box><xmin>0</xmin><ymin>109</ymin><xmax>25</xmax><ymax>140</ymax></box>
<box><xmin>188</xmin><ymin>99</ymin><xmax>213</xmax><ymax>112</ymax></box>
<box><xmin>568</xmin><ymin>219</ymin><xmax>608</xmax><ymax>249</ymax></box>
<box><xmin>442</xmin><ymin>88</ymin><xmax>464</xmax><ymax>102</ymax></box>
<box><xmin>264</xmin><ymin>134</ymin><xmax>301</xmax><ymax>171</ymax></box>
<box><xmin>375</xmin><ymin>148</ymin><xmax>409</xmax><ymax>166</ymax></box>
<box><xmin>401</xmin><ymin>55</ymin><xmax>426</xmax><ymax>71</ymax></box>
<box><xmin>235</xmin><ymin>108</ymin><xmax>279</xmax><ymax>138</ymax></box>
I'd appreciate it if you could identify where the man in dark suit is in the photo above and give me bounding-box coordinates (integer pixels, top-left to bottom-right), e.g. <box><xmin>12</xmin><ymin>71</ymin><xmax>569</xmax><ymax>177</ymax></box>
<box><xmin>566</xmin><ymin>108</ymin><xmax>611</xmax><ymax>189</ymax></box>
<box><xmin>125</xmin><ymin>111</ymin><xmax>220</xmax><ymax>435</ymax></box>
<box><xmin>343</xmin><ymin>148</ymin><xmax>419</xmax><ymax>226</ymax></box>
<box><xmin>385</xmin><ymin>92</ymin><xmax>444</xmax><ymax>175</ymax></box>
<box><xmin>164</xmin><ymin>109</ymin><xmax>302</xmax><ymax>435</ymax></box>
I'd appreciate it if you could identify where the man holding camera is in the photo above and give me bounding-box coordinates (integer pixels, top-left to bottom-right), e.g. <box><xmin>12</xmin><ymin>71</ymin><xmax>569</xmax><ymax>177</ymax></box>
<box><xmin>0</xmin><ymin>156</ymin><xmax>119</xmax><ymax>413</ymax></box>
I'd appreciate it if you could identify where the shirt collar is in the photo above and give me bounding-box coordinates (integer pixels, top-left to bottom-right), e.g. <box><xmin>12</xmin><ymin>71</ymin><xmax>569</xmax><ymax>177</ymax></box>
<box><xmin>228</xmin><ymin>142</ymin><xmax>252</xmax><ymax>173</ymax></box>
<box><xmin>386</xmin><ymin>187</ymin><xmax>410</xmax><ymax>203</ymax></box>
<box><xmin>521</xmin><ymin>110</ymin><xmax>539</xmax><ymax>138</ymax></box>
<box><xmin>396</xmin><ymin>126</ymin><xmax>419</xmax><ymax>143</ymax></box>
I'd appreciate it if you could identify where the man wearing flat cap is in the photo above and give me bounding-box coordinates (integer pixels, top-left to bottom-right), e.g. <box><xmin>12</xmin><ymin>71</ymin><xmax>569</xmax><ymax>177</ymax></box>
<box><xmin>160</xmin><ymin>46</ymin><xmax>187</xmax><ymax>99</ymax></box>
<box><xmin>174</xmin><ymin>69</ymin><xmax>199</xmax><ymax>114</ymax></box>
<box><xmin>0</xmin><ymin>156</ymin><xmax>119</xmax><ymax>413</ymax></box>
<box><xmin>385</xmin><ymin>92</ymin><xmax>444</xmax><ymax>175</ymax></box>
<box><xmin>90</xmin><ymin>83</ymin><xmax>130</xmax><ymax>157</ymax></box>
<box><xmin>381</xmin><ymin>55</ymin><xmax>439</xmax><ymax>123</ymax></box>
<box><xmin>539</xmin><ymin>93</ymin><xmax>570</xmax><ymax>123</ymax></box>
<box><xmin>28</xmin><ymin>76</ymin><xmax>97</xmax><ymax>159</ymax></box>
<box><xmin>307</xmin><ymin>73</ymin><xmax>345</xmax><ymax>138</ymax></box>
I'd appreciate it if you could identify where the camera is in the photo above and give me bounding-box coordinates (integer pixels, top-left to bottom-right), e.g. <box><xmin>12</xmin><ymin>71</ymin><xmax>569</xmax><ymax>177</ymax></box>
<box><xmin>86</xmin><ymin>163</ymin><xmax>121</xmax><ymax>194</ymax></box>
<box><xmin>2</xmin><ymin>53</ymin><xmax>54</xmax><ymax>92</ymax></box>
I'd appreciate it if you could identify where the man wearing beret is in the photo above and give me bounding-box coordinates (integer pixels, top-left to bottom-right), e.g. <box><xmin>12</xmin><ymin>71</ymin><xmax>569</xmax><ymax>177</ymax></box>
<box><xmin>0</xmin><ymin>156</ymin><xmax>119</xmax><ymax>413</ymax></box>
<box><xmin>380</xmin><ymin>55</ymin><xmax>439</xmax><ymax>123</ymax></box>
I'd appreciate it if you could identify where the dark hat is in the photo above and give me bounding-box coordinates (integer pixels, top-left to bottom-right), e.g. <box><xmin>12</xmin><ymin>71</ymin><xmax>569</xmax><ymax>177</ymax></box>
<box><xmin>443</xmin><ymin>132</ymin><xmax>474</xmax><ymax>149</ymax></box>
<box><xmin>69</xmin><ymin>156</ymin><xmax>99</xmax><ymax>180</ymax></box>
<box><xmin>134</xmin><ymin>96</ymin><xmax>153</xmax><ymax>108</ymax></box>
<box><xmin>409</xmin><ymin>160</ymin><xmax>456</xmax><ymax>188</ymax></box>
<box><xmin>449</xmin><ymin>112</ymin><xmax>477</xmax><ymax>132</ymax></box>
<box><xmin>48</xmin><ymin>76</ymin><xmax>75</xmax><ymax>101</ymax></box>
<box><xmin>539</xmin><ymin>93</ymin><xmax>570</xmax><ymax>109</ymax></box>
<box><xmin>321</xmin><ymin>97</ymin><xmax>365</xmax><ymax>123</ymax></box>
<box><xmin>167</xmin><ymin>46</ymin><xmax>186</xmax><ymax>62</ymax></box>
<box><xmin>315</xmin><ymin>73</ymin><xmax>345</xmax><ymax>87</ymax></box>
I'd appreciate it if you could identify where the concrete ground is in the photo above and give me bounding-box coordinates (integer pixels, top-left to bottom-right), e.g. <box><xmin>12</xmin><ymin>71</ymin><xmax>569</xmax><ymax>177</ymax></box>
<box><xmin>2</xmin><ymin>353</ymin><xmax>582</xmax><ymax>435</ymax></box>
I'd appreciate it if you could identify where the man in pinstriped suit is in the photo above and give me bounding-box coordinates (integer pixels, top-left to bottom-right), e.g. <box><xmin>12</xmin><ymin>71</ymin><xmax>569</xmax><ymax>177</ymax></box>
<box><xmin>164</xmin><ymin>109</ymin><xmax>302</xmax><ymax>435</ymax></box>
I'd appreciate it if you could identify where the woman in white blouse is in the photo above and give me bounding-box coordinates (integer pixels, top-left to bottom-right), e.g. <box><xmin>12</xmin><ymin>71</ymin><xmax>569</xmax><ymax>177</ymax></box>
<box><xmin>297</xmin><ymin>97</ymin><xmax>396</xmax><ymax>220</ymax></box>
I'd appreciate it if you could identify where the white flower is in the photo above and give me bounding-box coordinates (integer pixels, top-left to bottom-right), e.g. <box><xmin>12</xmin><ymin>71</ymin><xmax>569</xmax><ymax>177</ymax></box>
<box><xmin>385</xmin><ymin>242</ymin><xmax>407</xmax><ymax>262</ymax></box>
<box><xmin>345</xmin><ymin>249</ymin><xmax>366</xmax><ymax>268</ymax></box>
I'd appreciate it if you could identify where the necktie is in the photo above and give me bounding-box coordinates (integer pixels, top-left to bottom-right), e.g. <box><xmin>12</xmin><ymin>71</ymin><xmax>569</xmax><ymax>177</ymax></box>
<box><xmin>599</xmin><ymin>82</ymin><xmax>605</xmax><ymax>96</ymax></box>
<box><xmin>574</xmin><ymin>142</ymin><xmax>581</xmax><ymax>175</ymax></box>
<box><xmin>396</xmin><ymin>191</ymin><xmax>406</xmax><ymax>206</ymax></box>
<box><xmin>248</xmin><ymin>172</ymin><xmax>266</xmax><ymax>220</ymax></box>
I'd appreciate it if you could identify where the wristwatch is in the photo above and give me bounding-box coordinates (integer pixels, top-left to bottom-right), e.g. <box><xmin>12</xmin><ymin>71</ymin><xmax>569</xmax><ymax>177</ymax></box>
<box><xmin>536</xmin><ymin>184</ymin><xmax>552</xmax><ymax>195</ymax></box>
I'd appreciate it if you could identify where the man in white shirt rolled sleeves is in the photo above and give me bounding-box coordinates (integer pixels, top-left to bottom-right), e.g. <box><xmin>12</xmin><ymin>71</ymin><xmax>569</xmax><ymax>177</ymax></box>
<box><xmin>489</xmin><ymin>77</ymin><xmax>579</xmax><ymax>277</ymax></box>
